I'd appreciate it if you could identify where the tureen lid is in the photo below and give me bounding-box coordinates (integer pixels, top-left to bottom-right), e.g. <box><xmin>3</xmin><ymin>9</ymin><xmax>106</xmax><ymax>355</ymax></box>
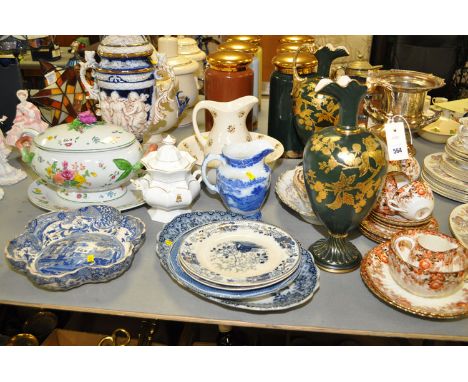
<box><xmin>33</xmin><ymin>112</ymin><xmax>136</xmax><ymax>152</ymax></box>
<box><xmin>98</xmin><ymin>35</ymin><xmax>153</xmax><ymax>58</ymax></box>
<box><xmin>141</xmin><ymin>135</ymin><xmax>196</xmax><ymax>172</ymax></box>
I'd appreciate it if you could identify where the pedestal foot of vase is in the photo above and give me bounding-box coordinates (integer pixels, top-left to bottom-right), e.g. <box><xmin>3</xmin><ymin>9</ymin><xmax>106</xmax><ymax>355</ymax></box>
<box><xmin>309</xmin><ymin>233</ymin><xmax>361</xmax><ymax>273</ymax></box>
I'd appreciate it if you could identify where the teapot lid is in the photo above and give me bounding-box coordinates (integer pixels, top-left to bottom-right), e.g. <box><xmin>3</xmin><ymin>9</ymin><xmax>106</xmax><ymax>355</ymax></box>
<box><xmin>33</xmin><ymin>112</ymin><xmax>136</xmax><ymax>152</ymax></box>
<box><xmin>279</xmin><ymin>35</ymin><xmax>315</xmax><ymax>44</ymax></box>
<box><xmin>98</xmin><ymin>35</ymin><xmax>153</xmax><ymax>58</ymax></box>
<box><xmin>272</xmin><ymin>52</ymin><xmax>317</xmax><ymax>74</ymax></box>
<box><xmin>207</xmin><ymin>51</ymin><xmax>253</xmax><ymax>71</ymax></box>
<box><xmin>218</xmin><ymin>41</ymin><xmax>258</xmax><ymax>54</ymax></box>
<box><xmin>141</xmin><ymin>135</ymin><xmax>196</xmax><ymax>172</ymax></box>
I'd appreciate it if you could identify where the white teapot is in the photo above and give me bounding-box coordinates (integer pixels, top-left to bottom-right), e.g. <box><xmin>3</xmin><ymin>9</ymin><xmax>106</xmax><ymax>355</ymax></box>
<box><xmin>131</xmin><ymin>135</ymin><xmax>201</xmax><ymax>222</ymax></box>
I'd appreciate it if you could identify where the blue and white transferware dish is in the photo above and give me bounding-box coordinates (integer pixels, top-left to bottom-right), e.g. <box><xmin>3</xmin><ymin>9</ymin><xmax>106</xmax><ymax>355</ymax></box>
<box><xmin>167</xmin><ymin>226</ymin><xmax>302</xmax><ymax>300</ymax></box>
<box><xmin>156</xmin><ymin>211</ymin><xmax>320</xmax><ymax>311</ymax></box>
<box><xmin>201</xmin><ymin>140</ymin><xmax>274</xmax><ymax>219</ymax></box>
<box><xmin>157</xmin><ymin>210</ymin><xmax>254</xmax><ymax>269</ymax></box>
<box><xmin>178</xmin><ymin>220</ymin><xmax>301</xmax><ymax>288</ymax></box>
<box><xmin>4</xmin><ymin>205</ymin><xmax>145</xmax><ymax>290</ymax></box>
<box><xmin>211</xmin><ymin>247</ymin><xmax>319</xmax><ymax>311</ymax></box>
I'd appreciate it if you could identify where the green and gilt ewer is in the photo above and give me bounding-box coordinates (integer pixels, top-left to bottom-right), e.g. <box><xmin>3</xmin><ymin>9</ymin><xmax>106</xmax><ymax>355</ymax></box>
<box><xmin>292</xmin><ymin>43</ymin><xmax>349</xmax><ymax>145</ymax></box>
<box><xmin>303</xmin><ymin>76</ymin><xmax>388</xmax><ymax>273</ymax></box>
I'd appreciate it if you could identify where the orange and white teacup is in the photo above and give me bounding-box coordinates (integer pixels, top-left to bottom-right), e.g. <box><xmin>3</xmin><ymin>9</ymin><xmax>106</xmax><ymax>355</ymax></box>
<box><xmin>389</xmin><ymin>230</ymin><xmax>467</xmax><ymax>297</ymax></box>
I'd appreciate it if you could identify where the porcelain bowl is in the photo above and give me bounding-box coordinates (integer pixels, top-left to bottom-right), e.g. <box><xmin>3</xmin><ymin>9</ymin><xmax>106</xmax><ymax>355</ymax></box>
<box><xmin>419</xmin><ymin>117</ymin><xmax>459</xmax><ymax>144</ymax></box>
<box><xmin>4</xmin><ymin>205</ymin><xmax>146</xmax><ymax>290</ymax></box>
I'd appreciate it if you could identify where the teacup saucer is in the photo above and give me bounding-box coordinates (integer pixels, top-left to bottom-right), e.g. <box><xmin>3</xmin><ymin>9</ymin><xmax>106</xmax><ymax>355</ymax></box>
<box><xmin>27</xmin><ymin>179</ymin><xmax>145</xmax><ymax>212</ymax></box>
<box><xmin>361</xmin><ymin>242</ymin><xmax>468</xmax><ymax>319</ymax></box>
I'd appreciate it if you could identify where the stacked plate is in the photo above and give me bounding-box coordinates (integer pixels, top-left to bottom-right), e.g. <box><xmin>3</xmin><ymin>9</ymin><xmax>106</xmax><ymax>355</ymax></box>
<box><xmin>157</xmin><ymin>211</ymin><xmax>320</xmax><ymax>311</ymax></box>
<box><xmin>360</xmin><ymin>209</ymin><xmax>438</xmax><ymax>243</ymax></box>
<box><xmin>422</xmin><ymin>148</ymin><xmax>468</xmax><ymax>203</ymax></box>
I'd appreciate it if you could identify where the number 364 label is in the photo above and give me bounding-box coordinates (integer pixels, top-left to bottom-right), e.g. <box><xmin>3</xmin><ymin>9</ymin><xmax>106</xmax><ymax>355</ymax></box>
<box><xmin>384</xmin><ymin>121</ymin><xmax>409</xmax><ymax>161</ymax></box>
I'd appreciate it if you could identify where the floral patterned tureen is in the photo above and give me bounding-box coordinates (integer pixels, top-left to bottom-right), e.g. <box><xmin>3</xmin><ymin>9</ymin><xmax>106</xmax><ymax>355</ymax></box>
<box><xmin>16</xmin><ymin>111</ymin><xmax>143</xmax><ymax>202</ymax></box>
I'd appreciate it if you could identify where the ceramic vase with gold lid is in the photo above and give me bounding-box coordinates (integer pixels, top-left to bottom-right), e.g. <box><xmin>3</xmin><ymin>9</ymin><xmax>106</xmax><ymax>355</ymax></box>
<box><xmin>219</xmin><ymin>41</ymin><xmax>260</xmax><ymax>127</ymax></box>
<box><xmin>204</xmin><ymin>50</ymin><xmax>254</xmax><ymax>131</ymax></box>
<box><xmin>225</xmin><ymin>36</ymin><xmax>262</xmax><ymax>110</ymax></box>
<box><xmin>268</xmin><ymin>52</ymin><xmax>317</xmax><ymax>158</ymax></box>
<box><xmin>292</xmin><ymin>43</ymin><xmax>350</xmax><ymax>146</ymax></box>
<box><xmin>303</xmin><ymin>76</ymin><xmax>387</xmax><ymax>272</ymax></box>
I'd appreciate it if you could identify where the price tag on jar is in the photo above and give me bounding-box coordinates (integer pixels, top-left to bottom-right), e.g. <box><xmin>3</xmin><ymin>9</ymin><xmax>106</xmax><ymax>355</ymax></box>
<box><xmin>384</xmin><ymin>121</ymin><xmax>409</xmax><ymax>161</ymax></box>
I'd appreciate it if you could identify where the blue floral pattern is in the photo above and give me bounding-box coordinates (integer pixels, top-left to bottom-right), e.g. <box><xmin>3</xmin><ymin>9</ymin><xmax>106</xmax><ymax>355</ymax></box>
<box><xmin>5</xmin><ymin>205</ymin><xmax>145</xmax><ymax>290</ymax></box>
<box><xmin>156</xmin><ymin>210</ymin><xmax>320</xmax><ymax>311</ymax></box>
<box><xmin>178</xmin><ymin>221</ymin><xmax>301</xmax><ymax>287</ymax></box>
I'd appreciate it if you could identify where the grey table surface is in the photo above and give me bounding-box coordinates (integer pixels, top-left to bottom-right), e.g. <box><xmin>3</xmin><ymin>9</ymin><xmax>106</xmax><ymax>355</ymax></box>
<box><xmin>0</xmin><ymin>98</ymin><xmax>466</xmax><ymax>341</ymax></box>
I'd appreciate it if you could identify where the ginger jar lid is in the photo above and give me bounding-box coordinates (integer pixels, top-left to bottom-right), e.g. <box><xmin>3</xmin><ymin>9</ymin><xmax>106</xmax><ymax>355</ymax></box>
<box><xmin>98</xmin><ymin>35</ymin><xmax>154</xmax><ymax>58</ymax></box>
<box><xmin>141</xmin><ymin>135</ymin><xmax>196</xmax><ymax>172</ymax></box>
<box><xmin>226</xmin><ymin>36</ymin><xmax>261</xmax><ymax>45</ymax></box>
<box><xmin>272</xmin><ymin>52</ymin><xmax>317</xmax><ymax>75</ymax></box>
<box><xmin>207</xmin><ymin>51</ymin><xmax>253</xmax><ymax>71</ymax></box>
<box><xmin>276</xmin><ymin>43</ymin><xmax>303</xmax><ymax>54</ymax></box>
<box><xmin>33</xmin><ymin>112</ymin><xmax>136</xmax><ymax>152</ymax></box>
<box><xmin>218</xmin><ymin>41</ymin><xmax>258</xmax><ymax>54</ymax></box>
<box><xmin>279</xmin><ymin>35</ymin><xmax>315</xmax><ymax>44</ymax></box>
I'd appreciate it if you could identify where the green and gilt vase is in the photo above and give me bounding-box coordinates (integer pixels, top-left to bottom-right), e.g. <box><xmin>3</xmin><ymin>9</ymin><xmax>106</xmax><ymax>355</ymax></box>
<box><xmin>303</xmin><ymin>77</ymin><xmax>388</xmax><ymax>273</ymax></box>
<box><xmin>292</xmin><ymin>43</ymin><xmax>349</xmax><ymax>146</ymax></box>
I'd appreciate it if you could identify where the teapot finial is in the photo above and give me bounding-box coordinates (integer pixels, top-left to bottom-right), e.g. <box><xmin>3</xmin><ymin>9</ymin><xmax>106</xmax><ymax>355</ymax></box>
<box><xmin>162</xmin><ymin>135</ymin><xmax>176</xmax><ymax>146</ymax></box>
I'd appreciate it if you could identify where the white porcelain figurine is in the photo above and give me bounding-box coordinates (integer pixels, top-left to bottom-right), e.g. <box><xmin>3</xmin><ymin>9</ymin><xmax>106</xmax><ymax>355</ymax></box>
<box><xmin>0</xmin><ymin>116</ymin><xmax>27</xmax><ymax>186</ymax></box>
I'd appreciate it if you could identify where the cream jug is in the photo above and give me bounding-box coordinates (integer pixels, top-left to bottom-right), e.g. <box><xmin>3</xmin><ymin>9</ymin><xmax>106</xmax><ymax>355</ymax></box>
<box><xmin>192</xmin><ymin>96</ymin><xmax>258</xmax><ymax>156</ymax></box>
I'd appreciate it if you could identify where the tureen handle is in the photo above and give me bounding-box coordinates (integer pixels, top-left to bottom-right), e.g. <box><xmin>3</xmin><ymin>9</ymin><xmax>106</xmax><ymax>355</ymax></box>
<box><xmin>15</xmin><ymin>136</ymin><xmax>34</xmax><ymax>164</ymax></box>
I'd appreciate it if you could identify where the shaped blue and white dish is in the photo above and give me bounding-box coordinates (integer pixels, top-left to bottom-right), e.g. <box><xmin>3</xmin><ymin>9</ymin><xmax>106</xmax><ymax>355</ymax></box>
<box><xmin>4</xmin><ymin>205</ymin><xmax>145</xmax><ymax>290</ymax></box>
